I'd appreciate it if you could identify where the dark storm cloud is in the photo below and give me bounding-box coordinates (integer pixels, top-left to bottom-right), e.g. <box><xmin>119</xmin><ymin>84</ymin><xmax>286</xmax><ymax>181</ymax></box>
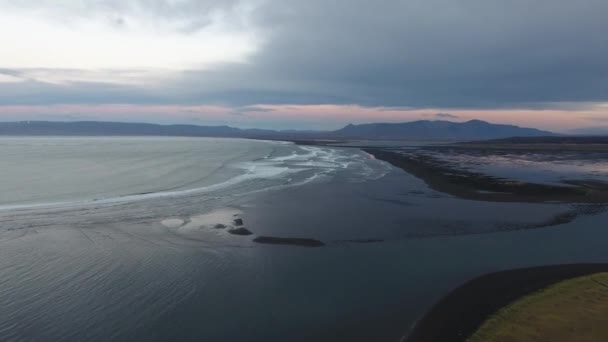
<box><xmin>241</xmin><ymin>0</ymin><xmax>608</xmax><ymax>108</ymax></box>
<box><xmin>0</xmin><ymin>76</ymin><xmax>165</xmax><ymax>105</ymax></box>
<box><xmin>2</xmin><ymin>0</ymin><xmax>608</xmax><ymax>109</ymax></box>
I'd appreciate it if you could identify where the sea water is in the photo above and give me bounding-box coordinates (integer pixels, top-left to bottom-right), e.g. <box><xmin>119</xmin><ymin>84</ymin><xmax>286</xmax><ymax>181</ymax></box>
<box><xmin>1</xmin><ymin>137</ymin><xmax>608</xmax><ymax>341</ymax></box>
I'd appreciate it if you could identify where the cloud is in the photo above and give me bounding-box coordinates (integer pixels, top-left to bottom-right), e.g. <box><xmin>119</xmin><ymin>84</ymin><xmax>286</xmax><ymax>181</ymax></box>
<box><xmin>0</xmin><ymin>74</ymin><xmax>23</xmax><ymax>83</ymax></box>
<box><xmin>0</xmin><ymin>0</ymin><xmax>259</xmax><ymax>71</ymax></box>
<box><xmin>1</xmin><ymin>0</ymin><xmax>608</xmax><ymax>115</ymax></box>
<box><xmin>433</xmin><ymin>113</ymin><xmax>460</xmax><ymax>119</ymax></box>
<box><xmin>181</xmin><ymin>0</ymin><xmax>608</xmax><ymax>109</ymax></box>
<box><xmin>583</xmin><ymin>116</ymin><xmax>608</xmax><ymax>122</ymax></box>
<box><xmin>236</xmin><ymin>106</ymin><xmax>276</xmax><ymax>113</ymax></box>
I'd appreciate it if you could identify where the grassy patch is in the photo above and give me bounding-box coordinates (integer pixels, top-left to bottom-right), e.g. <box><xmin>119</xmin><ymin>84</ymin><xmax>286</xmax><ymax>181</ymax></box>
<box><xmin>468</xmin><ymin>273</ymin><xmax>608</xmax><ymax>342</ymax></box>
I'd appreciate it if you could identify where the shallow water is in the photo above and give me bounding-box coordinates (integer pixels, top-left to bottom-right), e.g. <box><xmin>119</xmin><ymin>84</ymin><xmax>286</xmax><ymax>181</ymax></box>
<box><xmin>1</xmin><ymin>137</ymin><xmax>607</xmax><ymax>342</ymax></box>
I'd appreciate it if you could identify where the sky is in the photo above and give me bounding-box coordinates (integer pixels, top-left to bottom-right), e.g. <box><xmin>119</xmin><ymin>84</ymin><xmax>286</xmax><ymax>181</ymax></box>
<box><xmin>1</xmin><ymin>0</ymin><xmax>607</xmax><ymax>132</ymax></box>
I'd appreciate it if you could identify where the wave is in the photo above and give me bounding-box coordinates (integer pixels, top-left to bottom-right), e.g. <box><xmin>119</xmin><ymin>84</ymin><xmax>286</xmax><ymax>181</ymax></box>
<box><xmin>0</xmin><ymin>144</ymin><xmax>388</xmax><ymax>212</ymax></box>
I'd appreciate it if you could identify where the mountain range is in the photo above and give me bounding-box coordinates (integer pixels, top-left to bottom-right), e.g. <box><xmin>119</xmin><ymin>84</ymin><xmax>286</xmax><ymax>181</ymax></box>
<box><xmin>0</xmin><ymin>119</ymin><xmax>555</xmax><ymax>141</ymax></box>
<box><xmin>331</xmin><ymin>120</ymin><xmax>554</xmax><ymax>140</ymax></box>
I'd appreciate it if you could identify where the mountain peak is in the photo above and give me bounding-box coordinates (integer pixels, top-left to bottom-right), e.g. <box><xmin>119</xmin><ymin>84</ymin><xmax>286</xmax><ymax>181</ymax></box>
<box><xmin>332</xmin><ymin>120</ymin><xmax>554</xmax><ymax>140</ymax></box>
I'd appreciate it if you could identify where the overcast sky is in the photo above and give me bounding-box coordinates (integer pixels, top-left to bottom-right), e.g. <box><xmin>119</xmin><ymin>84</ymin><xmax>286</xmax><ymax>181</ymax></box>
<box><xmin>1</xmin><ymin>0</ymin><xmax>607</xmax><ymax>131</ymax></box>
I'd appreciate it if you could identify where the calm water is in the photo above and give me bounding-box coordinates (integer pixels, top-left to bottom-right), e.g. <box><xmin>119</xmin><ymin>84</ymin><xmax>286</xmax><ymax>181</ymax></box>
<box><xmin>0</xmin><ymin>137</ymin><xmax>273</xmax><ymax>207</ymax></box>
<box><xmin>1</xmin><ymin>137</ymin><xmax>607</xmax><ymax>342</ymax></box>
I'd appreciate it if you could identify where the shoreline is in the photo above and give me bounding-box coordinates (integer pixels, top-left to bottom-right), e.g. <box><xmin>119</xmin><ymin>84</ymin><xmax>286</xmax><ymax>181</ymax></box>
<box><xmin>288</xmin><ymin>140</ymin><xmax>608</xmax><ymax>232</ymax></box>
<box><xmin>287</xmin><ymin>139</ymin><xmax>608</xmax><ymax>204</ymax></box>
<box><xmin>405</xmin><ymin>263</ymin><xmax>608</xmax><ymax>342</ymax></box>
<box><xmin>452</xmin><ymin>143</ymin><xmax>608</xmax><ymax>152</ymax></box>
<box><xmin>364</xmin><ymin>148</ymin><xmax>608</xmax><ymax>204</ymax></box>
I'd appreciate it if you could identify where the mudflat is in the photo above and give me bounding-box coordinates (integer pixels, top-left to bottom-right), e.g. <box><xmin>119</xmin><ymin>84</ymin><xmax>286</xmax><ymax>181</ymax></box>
<box><xmin>365</xmin><ymin>148</ymin><xmax>608</xmax><ymax>203</ymax></box>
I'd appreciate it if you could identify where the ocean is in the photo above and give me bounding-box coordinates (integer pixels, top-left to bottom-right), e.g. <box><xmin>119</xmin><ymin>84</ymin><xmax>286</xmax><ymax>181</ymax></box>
<box><xmin>1</xmin><ymin>137</ymin><xmax>607</xmax><ymax>341</ymax></box>
<box><xmin>0</xmin><ymin>137</ymin><xmax>387</xmax><ymax>209</ymax></box>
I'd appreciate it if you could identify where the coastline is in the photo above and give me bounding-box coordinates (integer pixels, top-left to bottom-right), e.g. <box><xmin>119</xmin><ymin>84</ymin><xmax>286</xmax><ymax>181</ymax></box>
<box><xmin>364</xmin><ymin>148</ymin><xmax>608</xmax><ymax>204</ymax></box>
<box><xmin>284</xmin><ymin>140</ymin><xmax>608</xmax><ymax>232</ymax></box>
<box><xmin>405</xmin><ymin>263</ymin><xmax>608</xmax><ymax>342</ymax></box>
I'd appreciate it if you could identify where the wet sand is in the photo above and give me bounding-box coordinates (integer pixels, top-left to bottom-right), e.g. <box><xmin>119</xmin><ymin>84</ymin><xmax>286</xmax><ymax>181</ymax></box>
<box><xmin>365</xmin><ymin>149</ymin><xmax>608</xmax><ymax>204</ymax></box>
<box><xmin>458</xmin><ymin>136</ymin><xmax>608</xmax><ymax>151</ymax></box>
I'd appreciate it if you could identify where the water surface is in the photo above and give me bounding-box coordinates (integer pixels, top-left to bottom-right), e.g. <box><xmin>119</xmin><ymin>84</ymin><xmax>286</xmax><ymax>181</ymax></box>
<box><xmin>1</xmin><ymin>137</ymin><xmax>607</xmax><ymax>341</ymax></box>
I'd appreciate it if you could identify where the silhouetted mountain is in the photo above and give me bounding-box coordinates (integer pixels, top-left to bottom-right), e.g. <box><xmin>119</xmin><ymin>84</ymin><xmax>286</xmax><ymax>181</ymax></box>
<box><xmin>331</xmin><ymin>120</ymin><xmax>554</xmax><ymax>140</ymax></box>
<box><xmin>0</xmin><ymin>121</ymin><xmax>301</xmax><ymax>138</ymax></box>
<box><xmin>0</xmin><ymin>120</ymin><xmax>555</xmax><ymax>140</ymax></box>
<box><xmin>0</xmin><ymin>121</ymin><xmax>249</xmax><ymax>137</ymax></box>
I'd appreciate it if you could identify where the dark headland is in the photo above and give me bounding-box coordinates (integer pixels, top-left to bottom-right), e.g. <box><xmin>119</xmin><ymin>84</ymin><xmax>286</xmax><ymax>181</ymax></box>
<box><xmin>405</xmin><ymin>263</ymin><xmax>608</xmax><ymax>342</ymax></box>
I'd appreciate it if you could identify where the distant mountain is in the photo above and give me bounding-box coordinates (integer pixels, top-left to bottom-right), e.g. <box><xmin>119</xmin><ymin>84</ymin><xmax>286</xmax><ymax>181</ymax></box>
<box><xmin>0</xmin><ymin>121</ymin><xmax>303</xmax><ymax>138</ymax></box>
<box><xmin>0</xmin><ymin>119</ymin><xmax>555</xmax><ymax>141</ymax></box>
<box><xmin>331</xmin><ymin>120</ymin><xmax>555</xmax><ymax>140</ymax></box>
<box><xmin>0</xmin><ymin>121</ymin><xmax>253</xmax><ymax>137</ymax></box>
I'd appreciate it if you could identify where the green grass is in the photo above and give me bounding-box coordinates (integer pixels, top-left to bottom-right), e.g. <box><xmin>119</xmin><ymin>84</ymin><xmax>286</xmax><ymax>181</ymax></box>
<box><xmin>468</xmin><ymin>272</ymin><xmax>608</xmax><ymax>342</ymax></box>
